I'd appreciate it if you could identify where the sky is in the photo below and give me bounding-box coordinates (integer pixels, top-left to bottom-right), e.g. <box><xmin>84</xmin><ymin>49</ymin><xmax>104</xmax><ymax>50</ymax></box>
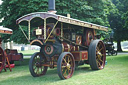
<box><xmin>0</xmin><ymin>0</ymin><xmax>2</xmax><ymax>5</ymax></box>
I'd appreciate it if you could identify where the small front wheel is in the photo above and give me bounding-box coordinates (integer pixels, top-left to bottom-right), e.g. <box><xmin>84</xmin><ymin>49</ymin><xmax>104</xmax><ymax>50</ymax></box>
<box><xmin>57</xmin><ymin>52</ymin><xmax>75</xmax><ymax>79</ymax></box>
<box><xmin>29</xmin><ymin>52</ymin><xmax>48</xmax><ymax>77</ymax></box>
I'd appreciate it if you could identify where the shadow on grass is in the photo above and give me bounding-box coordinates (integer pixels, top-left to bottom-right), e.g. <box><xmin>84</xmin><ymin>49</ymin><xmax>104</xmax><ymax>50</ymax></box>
<box><xmin>74</xmin><ymin>65</ymin><xmax>99</xmax><ymax>75</ymax></box>
<box><xmin>1</xmin><ymin>55</ymin><xmax>128</xmax><ymax>85</ymax></box>
<box><xmin>0</xmin><ymin>67</ymin><xmax>96</xmax><ymax>85</ymax></box>
<box><xmin>0</xmin><ymin>58</ymin><xmax>100</xmax><ymax>85</ymax></box>
<box><xmin>14</xmin><ymin>58</ymin><xmax>30</xmax><ymax>66</ymax></box>
<box><xmin>0</xmin><ymin>73</ymin><xmax>60</xmax><ymax>85</ymax></box>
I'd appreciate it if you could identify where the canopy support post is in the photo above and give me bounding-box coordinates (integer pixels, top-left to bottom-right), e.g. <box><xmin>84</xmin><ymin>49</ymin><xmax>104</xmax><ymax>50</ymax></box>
<box><xmin>61</xmin><ymin>23</ymin><xmax>63</xmax><ymax>41</ymax></box>
<box><xmin>44</xmin><ymin>19</ymin><xmax>46</xmax><ymax>39</ymax></box>
<box><xmin>28</xmin><ymin>21</ymin><xmax>30</xmax><ymax>40</ymax></box>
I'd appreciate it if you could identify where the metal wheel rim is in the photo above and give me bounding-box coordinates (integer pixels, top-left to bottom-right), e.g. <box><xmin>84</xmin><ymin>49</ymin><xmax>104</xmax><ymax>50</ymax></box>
<box><xmin>61</xmin><ymin>54</ymin><xmax>74</xmax><ymax>79</ymax></box>
<box><xmin>32</xmin><ymin>53</ymin><xmax>47</xmax><ymax>76</ymax></box>
<box><xmin>96</xmin><ymin>41</ymin><xmax>106</xmax><ymax>69</ymax></box>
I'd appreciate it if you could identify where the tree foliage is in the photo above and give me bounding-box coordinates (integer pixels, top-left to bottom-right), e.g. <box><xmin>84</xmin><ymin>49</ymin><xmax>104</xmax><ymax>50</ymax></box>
<box><xmin>0</xmin><ymin>0</ymin><xmax>111</xmax><ymax>44</ymax></box>
<box><xmin>108</xmin><ymin>0</ymin><xmax>128</xmax><ymax>51</ymax></box>
<box><xmin>0</xmin><ymin>0</ymin><xmax>48</xmax><ymax>43</ymax></box>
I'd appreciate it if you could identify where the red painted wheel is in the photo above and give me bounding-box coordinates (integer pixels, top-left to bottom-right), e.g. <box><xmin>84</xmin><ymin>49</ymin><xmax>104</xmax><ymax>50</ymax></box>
<box><xmin>57</xmin><ymin>52</ymin><xmax>75</xmax><ymax>79</ymax></box>
<box><xmin>89</xmin><ymin>40</ymin><xmax>106</xmax><ymax>70</ymax></box>
<box><xmin>29</xmin><ymin>52</ymin><xmax>48</xmax><ymax>77</ymax></box>
<box><xmin>86</xmin><ymin>30</ymin><xmax>94</xmax><ymax>46</ymax></box>
<box><xmin>0</xmin><ymin>47</ymin><xmax>5</xmax><ymax>72</ymax></box>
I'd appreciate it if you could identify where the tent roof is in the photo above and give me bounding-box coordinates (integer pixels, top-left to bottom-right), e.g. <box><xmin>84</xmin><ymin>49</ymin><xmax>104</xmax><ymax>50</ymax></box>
<box><xmin>0</xmin><ymin>26</ymin><xmax>13</xmax><ymax>34</ymax></box>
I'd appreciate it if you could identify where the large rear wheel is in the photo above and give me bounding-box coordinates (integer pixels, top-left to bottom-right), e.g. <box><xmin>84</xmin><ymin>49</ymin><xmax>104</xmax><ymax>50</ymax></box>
<box><xmin>57</xmin><ymin>52</ymin><xmax>75</xmax><ymax>79</ymax></box>
<box><xmin>29</xmin><ymin>52</ymin><xmax>48</xmax><ymax>77</ymax></box>
<box><xmin>89</xmin><ymin>40</ymin><xmax>106</xmax><ymax>70</ymax></box>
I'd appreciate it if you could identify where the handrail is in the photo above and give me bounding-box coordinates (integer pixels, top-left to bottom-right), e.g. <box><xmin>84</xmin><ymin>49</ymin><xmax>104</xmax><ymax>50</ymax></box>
<box><xmin>19</xmin><ymin>25</ymin><xmax>30</xmax><ymax>42</ymax></box>
<box><xmin>44</xmin><ymin>20</ymin><xmax>59</xmax><ymax>43</ymax></box>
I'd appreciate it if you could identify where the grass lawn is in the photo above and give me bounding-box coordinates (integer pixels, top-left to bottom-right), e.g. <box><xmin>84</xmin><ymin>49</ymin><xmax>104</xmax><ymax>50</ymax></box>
<box><xmin>0</xmin><ymin>55</ymin><xmax>128</xmax><ymax>85</ymax></box>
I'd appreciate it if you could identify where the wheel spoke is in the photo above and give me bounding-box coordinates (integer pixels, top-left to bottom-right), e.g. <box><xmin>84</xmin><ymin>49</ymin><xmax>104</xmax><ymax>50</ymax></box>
<box><xmin>36</xmin><ymin>67</ymin><xmax>39</xmax><ymax>74</ymax></box>
<box><xmin>63</xmin><ymin>58</ymin><xmax>67</xmax><ymax>63</ymax></box>
<box><xmin>99</xmin><ymin>59</ymin><xmax>103</xmax><ymax>63</ymax></box>
<box><xmin>58</xmin><ymin>53</ymin><xmax>75</xmax><ymax>79</ymax></box>
<box><xmin>35</xmin><ymin>56</ymin><xmax>37</xmax><ymax>60</ymax></box>
<box><xmin>61</xmin><ymin>62</ymin><xmax>66</xmax><ymax>69</ymax></box>
<box><xmin>39</xmin><ymin>67</ymin><xmax>42</xmax><ymax>74</ymax></box>
<box><xmin>101</xmin><ymin>54</ymin><xmax>104</xmax><ymax>57</ymax></box>
<box><xmin>96</xmin><ymin>59</ymin><xmax>99</xmax><ymax>64</ymax></box>
<box><xmin>35</xmin><ymin>57</ymin><xmax>38</xmax><ymax>62</ymax></box>
<box><xmin>96</xmin><ymin>52</ymin><xmax>99</xmax><ymax>55</ymax></box>
<box><xmin>68</xmin><ymin>56</ymin><xmax>71</xmax><ymax>63</ymax></box>
<box><xmin>68</xmin><ymin>56</ymin><xmax>70</xmax><ymax>63</ymax></box>
<box><xmin>34</xmin><ymin>63</ymin><xmax>36</xmax><ymax>66</ymax></box>
<box><xmin>98</xmin><ymin>47</ymin><xmax>103</xmax><ymax>52</ymax></box>
<box><xmin>89</xmin><ymin>40</ymin><xmax>106</xmax><ymax>70</ymax></box>
<box><xmin>98</xmin><ymin>62</ymin><xmax>101</xmax><ymax>67</ymax></box>
<box><xmin>98</xmin><ymin>43</ymin><xmax>102</xmax><ymax>48</ymax></box>
<box><xmin>29</xmin><ymin>52</ymin><xmax>48</xmax><ymax>77</ymax></box>
<box><xmin>96</xmin><ymin>51</ymin><xmax>104</xmax><ymax>67</ymax></box>
<box><xmin>98</xmin><ymin>55</ymin><xmax>101</xmax><ymax>59</ymax></box>
<box><xmin>40</xmin><ymin>66</ymin><xmax>42</xmax><ymax>72</ymax></box>
<box><xmin>97</xmin><ymin>56</ymin><xmax>103</xmax><ymax>63</ymax></box>
<box><xmin>96</xmin><ymin>47</ymin><xmax>99</xmax><ymax>51</ymax></box>
<box><xmin>36</xmin><ymin>56</ymin><xmax>40</xmax><ymax>62</ymax></box>
<box><xmin>33</xmin><ymin>66</ymin><xmax>37</xmax><ymax>71</ymax></box>
<box><xmin>62</xmin><ymin>66</ymin><xmax>66</xmax><ymax>68</ymax></box>
<box><xmin>63</xmin><ymin>69</ymin><xmax>67</xmax><ymax>76</ymax></box>
<box><xmin>97</xmin><ymin>55</ymin><xmax>103</xmax><ymax>62</ymax></box>
<box><xmin>68</xmin><ymin>68</ymin><xmax>70</xmax><ymax>73</ymax></box>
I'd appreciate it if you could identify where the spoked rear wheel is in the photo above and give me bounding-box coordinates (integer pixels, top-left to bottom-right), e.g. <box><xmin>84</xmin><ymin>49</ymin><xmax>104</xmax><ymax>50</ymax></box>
<box><xmin>0</xmin><ymin>47</ymin><xmax>5</xmax><ymax>72</ymax></box>
<box><xmin>29</xmin><ymin>52</ymin><xmax>48</xmax><ymax>77</ymax></box>
<box><xmin>57</xmin><ymin>52</ymin><xmax>75</xmax><ymax>79</ymax></box>
<box><xmin>89</xmin><ymin>40</ymin><xmax>106</xmax><ymax>70</ymax></box>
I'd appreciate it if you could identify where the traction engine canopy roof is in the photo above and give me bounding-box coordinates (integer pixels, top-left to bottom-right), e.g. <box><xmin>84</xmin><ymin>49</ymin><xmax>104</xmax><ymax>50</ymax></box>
<box><xmin>16</xmin><ymin>12</ymin><xmax>108</xmax><ymax>31</ymax></box>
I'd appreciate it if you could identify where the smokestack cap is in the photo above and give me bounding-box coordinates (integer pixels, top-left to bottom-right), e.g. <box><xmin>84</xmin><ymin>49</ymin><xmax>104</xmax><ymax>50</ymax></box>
<box><xmin>48</xmin><ymin>0</ymin><xmax>56</xmax><ymax>11</ymax></box>
<box><xmin>48</xmin><ymin>0</ymin><xmax>56</xmax><ymax>14</ymax></box>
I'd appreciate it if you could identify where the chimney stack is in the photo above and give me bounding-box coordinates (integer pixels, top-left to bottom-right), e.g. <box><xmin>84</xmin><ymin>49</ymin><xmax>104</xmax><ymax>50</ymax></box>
<box><xmin>48</xmin><ymin>0</ymin><xmax>56</xmax><ymax>14</ymax></box>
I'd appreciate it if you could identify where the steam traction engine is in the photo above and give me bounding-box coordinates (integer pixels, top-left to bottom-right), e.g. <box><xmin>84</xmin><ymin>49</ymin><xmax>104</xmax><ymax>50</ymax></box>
<box><xmin>16</xmin><ymin>0</ymin><xmax>108</xmax><ymax>80</ymax></box>
<box><xmin>0</xmin><ymin>27</ymin><xmax>12</xmax><ymax>72</ymax></box>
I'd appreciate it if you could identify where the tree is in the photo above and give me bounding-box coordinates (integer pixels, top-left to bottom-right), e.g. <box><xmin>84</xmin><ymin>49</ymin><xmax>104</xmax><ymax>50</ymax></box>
<box><xmin>0</xmin><ymin>0</ymin><xmax>110</xmax><ymax>44</ymax></box>
<box><xmin>123</xmin><ymin>11</ymin><xmax>128</xmax><ymax>29</ymax></box>
<box><xmin>56</xmin><ymin>0</ymin><xmax>110</xmax><ymax>26</ymax></box>
<box><xmin>108</xmin><ymin>0</ymin><xmax>128</xmax><ymax>51</ymax></box>
<box><xmin>0</xmin><ymin>0</ymin><xmax>48</xmax><ymax>43</ymax></box>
